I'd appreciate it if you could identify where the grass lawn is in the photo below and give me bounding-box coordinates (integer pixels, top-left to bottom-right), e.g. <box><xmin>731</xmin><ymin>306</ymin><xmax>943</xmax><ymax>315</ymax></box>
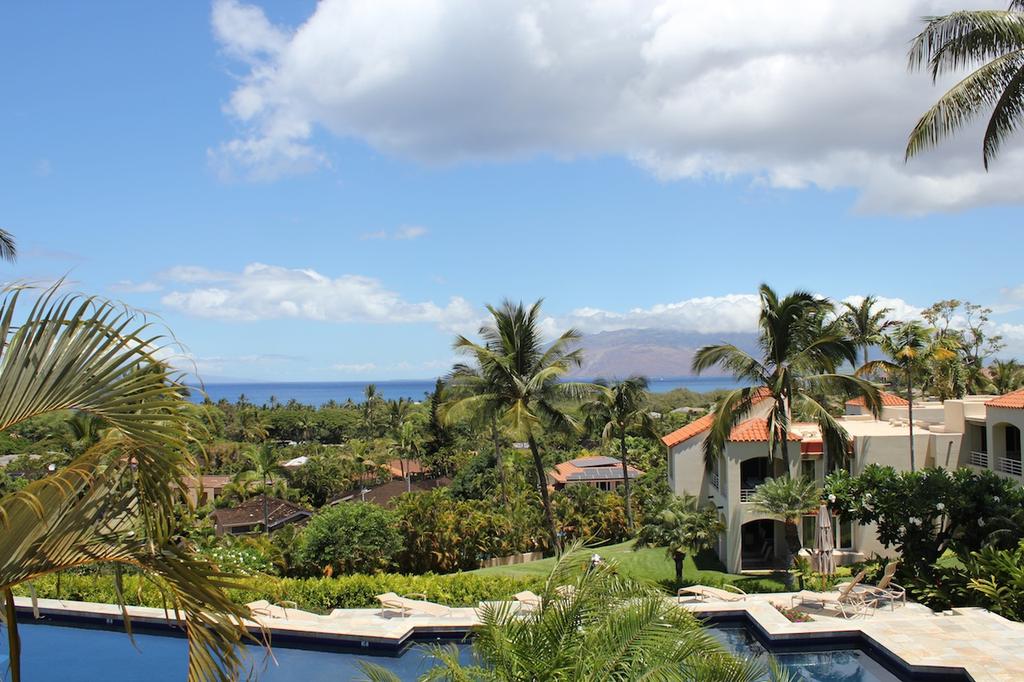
<box><xmin>470</xmin><ymin>540</ymin><xmax>788</xmax><ymax>593</ymax></box>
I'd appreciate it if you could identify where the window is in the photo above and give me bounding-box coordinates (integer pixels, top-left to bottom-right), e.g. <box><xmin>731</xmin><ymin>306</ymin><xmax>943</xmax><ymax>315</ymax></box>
<box><xmin>801</xmin><ymin>515</ymin><xmax>853</xmax><ymax>550</ymax></box>
<box><xmin>834</xmin><ymin>516</ymin><xmax>853</xmax><ymax>549</ymax></box>
<box><xmin>801</xmin><ymin>515</ymin><xmax>816</xmax><ymax>549</ymax></box>
<box><xmin>800</xmin><ymin>459</ymin><xmax>816</xmax><ymax>481</ymax></box>
<box><xmin>710</xmin><ymin>455</ymin><xmax>721</xmax><ymax>489</ymax></box>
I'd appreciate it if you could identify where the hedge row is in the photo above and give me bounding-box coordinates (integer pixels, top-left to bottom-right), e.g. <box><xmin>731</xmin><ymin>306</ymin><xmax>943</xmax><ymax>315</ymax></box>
<box><xmin>16</xmin><ymin>571</ymin><xmax>544</xmax><ymax>614</ymax></box>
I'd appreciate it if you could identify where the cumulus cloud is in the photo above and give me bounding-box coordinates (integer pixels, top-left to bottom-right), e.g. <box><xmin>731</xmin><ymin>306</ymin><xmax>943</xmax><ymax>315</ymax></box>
<box><xmin>208</xmin><ymin>0</ymin><xmax>1019</xmax><ymax>213</ymax></box>
<box><xmin>110</xmin><ymin>279</ymin><xmax>162</xmax><ymax>294</ymax></box>
<box><xmin>360</xmin><ymin>225</ymin><xmax>428</xmax><ymax>240</ymax></box>
<box><xmin>160</xmin><ymin>262</ymin><xmax>476</xmax><ymax>329</ymax></box>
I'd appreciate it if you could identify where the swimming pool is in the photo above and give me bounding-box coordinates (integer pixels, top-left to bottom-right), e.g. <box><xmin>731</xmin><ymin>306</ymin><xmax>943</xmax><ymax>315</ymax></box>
<box><xmin>0</xmin><ymin>616</ymin><xmax>964</xmax><ymax>681</ymax></box>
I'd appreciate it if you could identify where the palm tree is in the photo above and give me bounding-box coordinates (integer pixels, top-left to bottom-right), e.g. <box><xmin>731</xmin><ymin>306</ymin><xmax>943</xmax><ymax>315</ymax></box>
<box><xmin>634</xmin><ymin>494</ymin><xmax>726</xmax><ymax>584</ymax></box>
<box><xmin>447</xmin><ymin>300</ymin><xmax>595</xmax><ymax>552</ymax></box>
<box><xmin>859</xmin><ymin>321</ymin><xmax>958</xmax><ymax>471</ymax></box>
<box><xmin>360</xmin><ymin>384</ymin><xmax>383</xmax><ymax>437</ymax></box>
<box><xmin>0</xmin><ymin>230</ymin><xmax>14</xmax><ymax>262</ymax></box>
<box><xmin>581</xmin><ymin>376</ymin><xmax>657</xmax><ymax>531</ymax></box>
<box><xmin>693</xmin><ymin>284</ymin><xmax>881</xmax><ymax>472</ymax></box>
<box><xmin>0</xmin><ymin>285</ymin><xmax>250</xmax><ymax>681</ymax></box>
<box><xmin>749</xmin><ymin>476</ymin><xmax>821</xmax><ymax>574</ymax></box>
<box><xmin>841</xmin><ymin>295</ymin><xmax>892</xmax><ymax>369</ymax></box>
<box><xmin>238</xmin><ymin>442</ymin><xmax>285</xmax><ymax>534</ymax></box>
<box><xmin>906</xmin><ymin>1</ymin><xmax>1024</xmax><ymax>168</ymax></box>
<box><xmin>393</xmin><ymin>420</ymin><xmax>423</xmax><ymax>493</ymax></box>
<box><xmin>990</xmin><ymin>359</ymin><xmax>1024</xmax><ymax>393</ymax></box>
<box><xmin>359</xmin><ymin>545</ymin><xmax>786</xmax><ymax>682</ymax></box>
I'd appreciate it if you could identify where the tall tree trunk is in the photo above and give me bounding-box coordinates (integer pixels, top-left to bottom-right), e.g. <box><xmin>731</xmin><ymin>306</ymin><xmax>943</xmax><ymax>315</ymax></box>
<box><xmin>619</xmin><ymin>431</ymin><xmax>634</xmax><ymax>532</ymax></box>
<box><xmin>492</xmin><ymin>420</ymin><xmax>508</xmax><ymax>510</ymax></box>
<box><xmin>528</xmin><ymin>435</ymin><xmax>559</xmax><ymax>553</ymax></box>
<box><xmin>783</xmin><ymin>519</ymin><xmax>801</xmax><ymax>589</ymax></box>
<box><xmin>907</xmin><ymin>367</ymin><xmax>916</xmax><ymax>472</ymax></box>
<box><xmin>263</xmin><ymin>475</ymin><xmax>270</xmax><ymax>535</ymax></box>
<box><xmin>674</xmin><ymin>550</ymin><xmax>685</xmax><ymax>584</ymax></box>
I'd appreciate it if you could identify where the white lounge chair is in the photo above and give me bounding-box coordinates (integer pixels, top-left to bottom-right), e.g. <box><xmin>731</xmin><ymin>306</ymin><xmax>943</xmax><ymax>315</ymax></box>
<box><xmin>845</xmin><ymin>561</ymin><xmax>906</xmax><ymax>610</ymax></box>
<box><xmin>791</xmin><ymin>570</ymin><xmax>874</xmax><ymax>618</ymax></box>
<box><xmin>246</xmin><ymin>599</ymin><xmax>300</xmax><ymax>620</ymax></box>
<box><xmin>677</xmin><ymin>584</ymin><xmax>747</xmax><ymax>603</ymax></box>
<box><xmin>513</xmin><ymin>590</ymin><xmax>543</xmax><ymax>612</ymax></box>
<box><xmin>375</xmin><ymin>592</ymin><xmax>451</xmax><ymax>618</ymax></box>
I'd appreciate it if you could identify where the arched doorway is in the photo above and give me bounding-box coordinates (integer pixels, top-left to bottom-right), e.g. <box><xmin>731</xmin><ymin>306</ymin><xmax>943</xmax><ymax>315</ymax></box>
<box><xmin>993</xmin><ymin>423</ymin><xmax>1022</xmax><ymax>477</ymax></box>
<box><xmin>741</xmin><ymin>519</ymin><xmax>784</xmax><ymax>571</ymax></box>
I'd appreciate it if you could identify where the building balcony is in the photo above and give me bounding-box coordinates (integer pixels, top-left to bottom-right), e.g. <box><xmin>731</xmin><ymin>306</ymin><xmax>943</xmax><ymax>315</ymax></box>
<box><xmin>969</xmin><ymin>451</ymin><xmax>989</xmax><ymax>468</ymax></box>
<box><xmin>995</xmin><ymin>455</ymin><xmax>1022</xmax><ymax>478</ymax></box>
<box><xmin>740</xmin><ymin>488</ymin><xmax>755</xmax><ymax>503</ymax></box>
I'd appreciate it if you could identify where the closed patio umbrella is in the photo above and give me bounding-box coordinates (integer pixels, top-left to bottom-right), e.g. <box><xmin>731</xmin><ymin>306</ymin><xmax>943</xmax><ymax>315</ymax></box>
<box><xmin>814</xmin><ymin>502</ymin><xmax>835</xmax><ymax>576</ymax></box>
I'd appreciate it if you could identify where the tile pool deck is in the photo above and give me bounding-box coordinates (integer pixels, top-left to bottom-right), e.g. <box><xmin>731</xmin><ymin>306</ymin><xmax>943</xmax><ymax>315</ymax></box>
<box><xmin>14</xmin><ymin>593</ymin><xmax>1024</xmax><ymax>680</ymax></box>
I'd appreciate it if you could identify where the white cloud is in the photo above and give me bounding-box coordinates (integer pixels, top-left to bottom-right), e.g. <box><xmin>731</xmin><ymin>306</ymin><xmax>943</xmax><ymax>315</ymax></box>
<box><xmin>564</xmin><ymin>294</ymin><xmax>762</xmax><ymax>335</ymax></box>
<box><xmin>110</xmin><ymin>279</ymin><xmax>162</xmax><ymax>294</ymax></box>
<box><xmin>332</xmin><ymin>362</ymin><xmax>377</xmax><ymax>373</ymax></box>
<box><xmin>360</xmin><ymin>224</ymin><xmax>428</xmax><ymax>240</ymax></box>
<box><xmin>208</xmin><ymin>0</ymin><xmax>1020</xmax><ymax>213</ymax></box>
<box><xmin>160</xmin><ymin>262</ymin><xmax>476</xmax><ymax>328</ymax></box>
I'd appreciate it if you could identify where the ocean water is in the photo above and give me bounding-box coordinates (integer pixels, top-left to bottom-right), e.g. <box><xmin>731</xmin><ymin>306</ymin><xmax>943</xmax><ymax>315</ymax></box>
<box><xmin>189</xmin><ymin>376</ymin><xmax>744</xmax><ymax>407</ymax></box>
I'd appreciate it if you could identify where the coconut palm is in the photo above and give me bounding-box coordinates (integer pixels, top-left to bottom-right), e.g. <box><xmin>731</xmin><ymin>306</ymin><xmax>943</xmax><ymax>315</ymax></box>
<box><xmin>393</xmin><ymin>420</ymin><xmax>423</xmax><ymax>494</ymax></box>
<box><xmin>859</xmin><ymin>321</ymin><xmax>959</xmax><ymax>471</ymax></box>
<box><xmin>236</xmin><ymin>442</ymin><xmax>285</xmax><ymax>534</ymax></box>
<box><xmin>841</xmin><ymin>296</ymin><xmax>892</xmax><ymax>369</ymax></box>
<box><xmin>360</xmin><ymin>384</ymin><xmax>383</xmax><ymax>437</ymax></box>
<box><xmin>749</xmin><ymin>476</ymin><xmax>821</xmax><ymax>574</ymax></box>
<box><xmin>359</xmin><ymin>545</ymin><xmax>790</xmax><ymax>682</ymax></box>
<box><xmin>446</xmin><ymin>300</ymin><xmax>596</xmax><ymax>552</ymax></box>
<box><xmin>581</xmin><ymin>376</ymin><xmax>658</xmax><ymax>531</ymax></box>
<box><xmin>0</xmin><ymin>230</ymin><xmax>14</xmax><ymax>263</ymax></box>
<box><xmin>0</xmin><ymin>285</ymin><xmax>251</xmax><ymax>682</ymax></box>
<box><xmin>906</xmin><ymin>1</ymin><xmax>1024</xmax><ymax>168</ymax></box>
<box><xmin>693</xmin><ymin>285</ymin><xmax>881</xmax><ymax>472</ymax></box>
<box><xmin>634</xmin><ymin>494</ymin><xmax>726</xmax><ymax>585</ymax></box>
<box><xmin>990</xmin><ymin>358</ymin><xmax>1024</xmax><ymax>393</ymax></box>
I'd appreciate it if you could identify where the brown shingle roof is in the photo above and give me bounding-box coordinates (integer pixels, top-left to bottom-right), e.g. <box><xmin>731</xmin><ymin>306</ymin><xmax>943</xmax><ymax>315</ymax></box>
<box><xmin>661</xmin><ymin>387</ymin><xmax>772</xmax><ymax>447</ymax></box>
<box><xmin>211</xmin><ymin>495</ymin><xmax>311</xmax><ymax>529</ymax></box>
<box><xmin>728</xmin><ymin>418</ymin><xmax>803</xmax><ymax>443</ymax></box>
<box><xmin>986</xmin><ymin>389</ymin><xmax>1024</xmax><ymax>409</ymax></box>
<box><xmin>845</xmin><ymin>391</ymin><xmax>909</xmax><ymax>407</ymax></box>
<box><xmin>335</xmin><ymin>477</ymin><xmax>451</xmax><ymax>507</ymax></box>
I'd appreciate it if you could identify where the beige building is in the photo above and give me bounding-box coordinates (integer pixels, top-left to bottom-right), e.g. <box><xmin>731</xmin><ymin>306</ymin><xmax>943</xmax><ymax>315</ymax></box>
<box><xmin>663</xmin><ymin>388</ymin><xmax>1024</xmax><ymax>574</ymax></box>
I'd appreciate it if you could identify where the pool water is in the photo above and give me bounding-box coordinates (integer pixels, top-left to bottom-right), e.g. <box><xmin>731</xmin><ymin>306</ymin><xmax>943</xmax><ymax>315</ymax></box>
<box><xmin>0</xmin><ymin>619</ymin><xmax>931</xmax><ymax>681</ymax></box>
<box><xmin>710</xmin><ymin>624</ymin><xmax>901</xmax><ymax>682</ymax></box>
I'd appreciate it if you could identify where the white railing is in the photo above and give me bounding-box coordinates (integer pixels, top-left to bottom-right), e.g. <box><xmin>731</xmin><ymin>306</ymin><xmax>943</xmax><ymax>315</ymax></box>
<box><xmin>711</xmin><ymin>471</ymin><xmax>720</xmax><ymax>489</ymax></box>
<box><xmin>740</xmin><ymin>488</ymin><xmax>755</xmax><ymax>503</ymax></box>
<box><xmin>969</xmin><ymin>451</ymin><xmax>989</xmax><ymax>468</ymax></box>
<box><xmin>996</xmin><ymin>456</ymin><xmax>1023</xmax><ymax>477</ymax></box>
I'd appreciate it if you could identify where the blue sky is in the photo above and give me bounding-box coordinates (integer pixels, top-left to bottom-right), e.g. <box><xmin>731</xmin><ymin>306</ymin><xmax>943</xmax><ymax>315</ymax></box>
<box><xmin>2</xmin><ymin>1</ymin><xmax>1023</xmax><ymax>381</ymax></box>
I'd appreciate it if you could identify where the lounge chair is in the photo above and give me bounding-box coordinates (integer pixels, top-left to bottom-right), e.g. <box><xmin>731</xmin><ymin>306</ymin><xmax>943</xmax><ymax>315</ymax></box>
<box><xmin>845</xmin><ymin>561</ymin><xmax>906</xmax><ymax>610</ymax></box>
<box><xmin>790</xmin><ymin>570</ymin><xmax>875</xmax><ymax>618</ymax></box>
<box><xmin>246</xmin><ymin>599</ymin><xmax>299</xmax><ymax>620</ymax></box>
<box><xmin>677</xmin><ymin>584</ymin><xmax>747</xmax><ymax>603</ymax></box>
<box><xmin>375</xmin><ymin>592</ymin><xmax>451</xmax><ymax>618</ymax></box>
<box><xmin>513</xmin><ymin>590</ymin><xmax>543</xmax><ymax>612</ymax></box>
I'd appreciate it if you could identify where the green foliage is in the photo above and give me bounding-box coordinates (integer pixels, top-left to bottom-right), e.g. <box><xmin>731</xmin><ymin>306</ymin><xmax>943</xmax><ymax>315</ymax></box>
<box><xmin>286</xmin><ymin>450</ymin><xmax>352</xmax><ymax>507</ymax></box>
<box><xmin>552</xmin><ymin>484</ymin><xmax>629</xmax><ymax>545</ymax></box>
<box><xmin>15</xmin><ymin>570</ymin><xmax>541</xmax><ymax>613</ymax></box>
<box><xmin>298</xmin><ymin>503</ymin><xmax>404</xmax><ymax>575</ymax></box>
<box><xmin>634</xmin><ymin>494</ymin><xmax>725</xmax><ymax>583</ymax></box>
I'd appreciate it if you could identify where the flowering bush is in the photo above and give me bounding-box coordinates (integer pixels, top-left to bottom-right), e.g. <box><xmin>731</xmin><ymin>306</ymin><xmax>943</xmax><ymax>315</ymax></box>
<box><xmin>774</xmin><ymin>603</ymin><xmax>813</xmax><ymax>622</ymax></box>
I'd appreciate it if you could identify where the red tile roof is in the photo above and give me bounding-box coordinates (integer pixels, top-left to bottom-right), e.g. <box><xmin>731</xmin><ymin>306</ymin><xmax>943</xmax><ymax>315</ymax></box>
<box><xmin>728</xmin><ymin>418</ymin><xmax>804</xmax><ymax>443</ymax></box>
<box><xmin>661</xmin><ymin>387</ymin><xmax>772</xmax><ymax>447</ymax></box>
<box><xmin>986</xmin><ymin>389</ymin><xmax>1024</xmax><ymax>409</ymax></box>
<box><xmin>845</xmin><ymin>391</ymin><xmax>908</xmax><ymax>407</ymax></box>
<box><xmin>548</xmin><ymin>457</ymin><xmax>643</xmax><ymax>485</ymax></box>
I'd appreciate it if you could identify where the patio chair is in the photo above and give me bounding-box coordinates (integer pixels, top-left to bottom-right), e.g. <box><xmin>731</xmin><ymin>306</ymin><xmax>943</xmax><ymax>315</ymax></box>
<box><xmin>246</xmin><ymin>599</ymin><xmax>299</xmax><ymax>620</ymax></box>
<box><xmin>375</xmin><ymin>592</ymin><xmax>451</xmax><ymax>618</ymax></box>
<box><xmin>513</xmin><ymin>590</ymin><xmax>543</xmax><ymax>612</ymax></box>
<box><xmin>790</xmin><ymin>570</ymin><xmax>875</xmax><ymax>618</ymax></box>
<box><xmin>677</xmin><ymin>584</ymin><xmax>747</xmax><ymax>603</ymax></box>
<box><xmin>846</xmin><ymin>561</ymin><xmax>906</xmax><ymax>610</ymax></box>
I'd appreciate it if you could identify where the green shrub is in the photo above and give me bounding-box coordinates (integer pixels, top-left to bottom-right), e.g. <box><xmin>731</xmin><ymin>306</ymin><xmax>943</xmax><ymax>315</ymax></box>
<box><xmin>16</xmin><ymin>571</ymin><xmax>543</xmax><ymax>613</ymax></box>
<box><xmin>298</xmin><ymin>502</ymin><xmax>403</xmax><ymax>575</ymax></box>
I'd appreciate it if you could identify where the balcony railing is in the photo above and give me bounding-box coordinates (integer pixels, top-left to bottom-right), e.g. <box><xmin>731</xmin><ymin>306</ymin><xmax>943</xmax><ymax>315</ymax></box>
<box><xmin>996</xmin><ymin>456</ymin><xmax>1023</xmax><ymax>477</ymax></box>
<box><xmin>710</xmin><ymin>471</ymin><xmax>720</xmax><ymax>489</ymax></box>
<box><xmin>969</xmin><ymin>451</ymin><xmax>989</xmax><ymax>468</ymax></box>
<box><xmin>740</xmin><ymin>488</ymin><xmax>755</xmax><ymax>503</ymax></box>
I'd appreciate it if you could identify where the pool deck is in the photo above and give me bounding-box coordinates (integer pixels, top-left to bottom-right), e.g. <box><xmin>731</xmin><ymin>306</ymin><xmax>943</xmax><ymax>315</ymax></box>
<box><xmin>15</xmin><ymin>593</ymin><xmax>1024</xmax><ymax>680</ymax></box>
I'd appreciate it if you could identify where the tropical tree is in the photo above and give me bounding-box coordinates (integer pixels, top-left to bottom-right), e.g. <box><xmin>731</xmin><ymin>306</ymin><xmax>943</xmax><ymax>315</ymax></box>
<box><xmin>749</xmin><ymin>476</ymin><xmax>821</xmax><ymax>574</ymax></box>
<box><xmin>841</xmin><ymin>295</ymin><xmax>892</xmax><ymax>369</ymax></box>
<box><xmin>237</xmin><ymin>442</ymin><xmax>285</xmax><ymax>534</ymax></box>
<box><xmin>359</xmin><ymin>545</ymin><xmax>789</xmax><ymax>682</ymax></box>
<box><xmin>446</xmin><ymin>300</ymin><xmax>596</xmax><ymax>552</ymax></box>
<box><xmin>906</xmin><ymin>1</ymin><xmax>1024</xmax><ymax>168</ymax></box>
<box><xmin>859</xmin><ymin>321</ymin><xmax>959</xmax><ymax>471</ymax></box>
<box><xmin>581</xmin><ymin>376</ymin><xmax>657</xmax><ymax>531</ymax></box>
<box><xmin>393</xmin><ymin>420</ymin><xmax>423</xmax><ymax>494</ymax></box>
<box><xmin>693</xmin><ymin>284</ymin><xmax>881</xmax><ymax>471</ymax></box>
<box><xmin>360</xmin><ymin>384</ymin><xmax>384</xmax><ymax>437</ymax></box>
<box><xmin>990</xmin><ymin>359</ymin><xmax>1024</xmax><ymax>393</ymax></box>
<box><xmin>634</xmin><ymin>494</ymin><xmax>725</xmax><ymax>584</ymax></box>
<box><xmin>0</xmin><ymin>285</ymin><xmax>251</xmax><ymax>681</ymax></box>
<box><xmin>64</xmin><ymin>411</ymin><xmax>109</xmax><ymax>456</ymax></box>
